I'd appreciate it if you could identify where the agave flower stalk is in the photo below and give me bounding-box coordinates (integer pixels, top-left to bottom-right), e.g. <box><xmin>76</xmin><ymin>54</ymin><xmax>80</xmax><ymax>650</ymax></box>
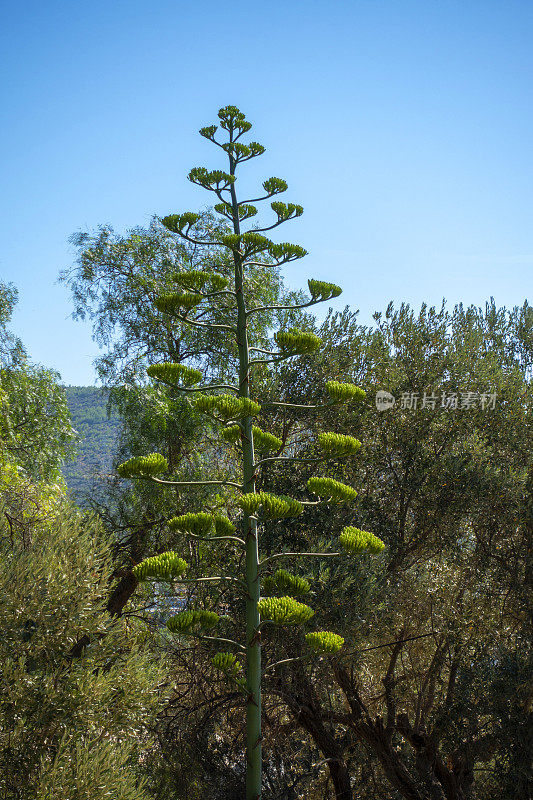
<box><xmin>117</xmin><ymin>106</ymin><xmax>384</xmax><ymax>800</ymax></box>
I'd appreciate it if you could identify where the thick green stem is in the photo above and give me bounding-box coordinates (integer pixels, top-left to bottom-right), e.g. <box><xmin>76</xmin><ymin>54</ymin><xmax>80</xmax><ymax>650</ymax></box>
<box><xmin>229</xmin><ymin>144</ymin><xmax>262</xmax><ymax>800</ymax></box>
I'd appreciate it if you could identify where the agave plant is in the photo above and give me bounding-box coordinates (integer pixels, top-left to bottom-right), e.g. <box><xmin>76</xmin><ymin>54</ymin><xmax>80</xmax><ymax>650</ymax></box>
<box><xmin>118</xmin><ymin>105</ymin><xmax>384</xmax><ymax>800</ymax></box>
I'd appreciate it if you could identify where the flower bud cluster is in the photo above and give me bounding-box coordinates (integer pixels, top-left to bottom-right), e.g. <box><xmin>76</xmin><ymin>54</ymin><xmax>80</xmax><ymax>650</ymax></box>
<box><xmin>263</xmin><ymin>569</ymin><xmax>310</xmax><ymax>596</ymax></box>
<box><xmin>219</xmin><ymin>425</ymin><xmax>282</xmax><ymax>452</ymax></box>
<box><xmin>194</xmin><ymin>394</ymin><xmax>261</xmax><ymax>420</ymax></box>
<box><xmin>199</xmin><ymin>125</ymin><xmax>217</xmax><ymax>139</ymax></box>
<box><xmin>215</xmin><ymin>202</ymin><xmax>258</xmax><ymax>221</ymax></box>
<box><xmin>326</xmin><ymin>381</ymin><xmax>366</xmax><ymax>403</ymax></box>
<box><xmin>263</xmin><ymin>177</ymin><xmax>288</xmax><ymax>195</ymax></box>
<box><xmin>317</xmin><ymin>432</ymin><xmax>362</xmax><ymax>457</ymax></box>
<box><xmin>339</xmin><ymin>527</ymin><xmax>385</xmax><ymax>554</ymax></box>
<box><xmin>168</xmin><ymin>512</ymin><xmax>236</xmax><ymax>538</ymax></box>
<box><xmin>274</xmin><ymin>329</ymin><xmax>321</xmax><ymax>356</ymax></box>
<box><xmin>167</xmin><ymin>609</ymin><xmax>219</xmax><ymax>634</ymax></box>
<box><xmin>222</xmin><ymin>141</ymin><xmax>252</xmax><ymax>158</ymax></box>
<box><xmin>154</xmin><ymin>292</ymin><xmax>202</xmax><ymax>314</ymax></box>
<box><xmin>117</xmin><ymin>453</ymin><xmax>168</xmax><ymax>478</ymax></box>
<box><xmin>252</xmin><ymin>427</ymin><xmax>283</xmax><ymax>452</ymax></box>
<box><xmin>132</xmin><ymin>551</ymin><xmax>188</xmax><ymax>582</ymax></box>
<box><xmin>308</xmin><ymin>279</ymin><xmax>342</xmax><ymax>301</ymax></box>
<box><xmin>257</xmin><ymin>596</ymin><xmax>315</xmax><ymax>625</ymax></box>
<box><xmin>219</xmin><ymin>424</ymin><xmax>241</xmax><ymax>443</ymax></box>
<box><xmin>147</xmin><ymin>362</ymin><xmax>202</xmax><ymax>387</ymax></box>
<box><xmin>271</xmin><ymin>201</ymin><xmax>304</xmax><ymax>221</ymax></box>
<box><xmin>307</xmin><ymin>477</ymin><xmax>358</xmax><ymax>502</ymax></box>
<box><xmin>268</xmin><ymin>242</ymin><xmax>308</xmax><ymax>262</ymax></box>
<box><xmin>173</xmin><ymin>270</ymin><xmax>229</xmax><ymax>292</ymax></box>
<box><xmin>238</xmin><ymin>492</ymin><xmax>303</xmax><ymax>519</ymax></box>
<box><xmin>305</xmin><ymin>631</ymin><xmax>345</xmax><ymax>653</ymax></box>
<box><xmin>188</xmin><ymin>167</ymin><xmax>236</xmax><ymax>189</ymax></box>
<box><xmin>161</xmin><ymin>212</ymin><xmax>200</xmax><ymax>232</ymax></box>
<box><xmin>211</xmin><ymin>652</ymin><xmax>246</xmax><ymax>689</ymax></box>
<box><xmin>217</xmin><ymin>105</ymin><xmax>252</xmax><ymax>133</ymax></box>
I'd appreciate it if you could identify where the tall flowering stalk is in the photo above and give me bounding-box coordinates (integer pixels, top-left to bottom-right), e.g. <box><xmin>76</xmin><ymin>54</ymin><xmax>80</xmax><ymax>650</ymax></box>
<box><xmin>118</xmin><ymin>106</ymin><xmax>384</xmax><ymax>800</ymax></box>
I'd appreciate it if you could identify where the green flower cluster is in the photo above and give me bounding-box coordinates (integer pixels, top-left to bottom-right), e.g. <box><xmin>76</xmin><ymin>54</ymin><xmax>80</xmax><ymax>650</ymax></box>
<box><xmin>274</xmin><ymin>329</ymin><xmax>322</xmax><ymax>355</ymax></box>
<box><xmin>117</xmin><ymin>453</ymin><xmax>168</xmax><ymax>478</ymax></box>
<box><xmin>147</xmin><ymin>362</ymin><xmax>203</xmax><ymax>386</ymax></box>
<box><xmin>307</xmin><ymin>477</ymin><xmax>358</xmax><ymax>502</ymax></box>
<box><xmin>305</xmin><ymin>631</ymin><xmax>345</xmax><ymax>654</ymax></box>
<box><xmin>262</xmin><ymin>177</ymin><xmax>288</xmax><ymax>195</ymax></box>
<box><xmin>257</xmin><ymin>596</ymin><xmax>315</xmax><ymax>625</ymax></box>
<box><xmin>308</xmin><ymin>279</ymin><xmax>342</xmax><ymax>301</ymax></box>
<box><xmin>166</xmin><ymin>609</ymin><xmax>219</xmax><ymax>634</ymax></box>
<box><xmin>221</xmin><ymin>232</ymin><xmax>270</xmax><ymax>256</ymax></box>
<box><xmin>132</xmin><ymin>551</ymin><xmax>188</xmax><ymax>582</ymax></box>
<box><xmin>154</xmin><ymin>291</ymin><xmax>202</xmax><ymax>313</ymax></box>
<box><xmin>238</xmin><ymin>492</ymin><xmax>303</xmax><ymax>519</ymax></box>
<box><xmin>161</xmin><ymin>212</ymin><xmax>200</xmax><ymax>232</ymax></box>
<box><xmin>269</xmin><ymin>242</ymin><xmax>308</xmax><ymax>262</ymax></box>
<box><xmin>253</xmin><ymin>427</ymin><xmax>283</xmax><ymax>452</ymax></box>
<box><xmin>317</xmin><ymin>432</ymin><xmax>362</xmax><ymax>457</ymax></box>
<box><xmin>188</xmin><ymin>167</ymin><xmax>236</xmax><ymax>189</ymax></box>
<box><xmin>215</xmin><ymin>202</ymin><xmax>258</xmax><ymax>221</ymax></box>
<box><xmin>221</xmin><ymin>140</ymin><xmax>261</xmax><ymax>159</ymax></box>
<box><xmin>173</xmin><ymin>270</ymin><xmax>229</xmax><ymax>292</ymax></box>
<box><xmin>339</xmin><ymin>526</ymin><xmax>385</xmax><ymax>554</ymax></box>
<box><xmin>194</xmin><ymin>394</ymin><xmax>261</xmax><ymax>420</ymax></box>
<box><xmin>263</xmin><ymin>569</ymin><xmax>310</xmax><ymax>596</ymax></box>
<box><xmin>211</xmin><ymin>651</ymin><xmax>246</xmax><ymax>689</ymax></box>
<box><xmin>326</xmin><ymin>381</ymin><xmax>366</xmax><ymax>403</ymax></box>
<box><xmin>217</xmin><ymin>104</ymin><xmax>252</xmax><ymax>133</ymax></box>
<box><xmin>219</xmin><ymin>425</ymin><xmax>282</xmax><ymax>452</ymax></box>
<box><xmin>271</xmin><ymin>201</ymin><xmax>304</xmax><ymax>221</ymax></box>
<box><xmin>168</xmin><ymin>512</ymin><xmax>236</xmax><ymax>538</ymax></box>
<box><xmin>219</xmin><ymin>424</ymin><xmax>241</xmax><ymax>443</ymax></box>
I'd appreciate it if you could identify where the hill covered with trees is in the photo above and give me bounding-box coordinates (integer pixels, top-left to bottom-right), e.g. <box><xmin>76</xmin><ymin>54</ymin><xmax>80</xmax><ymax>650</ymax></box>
<box><xmin>61</xmin><ymin>386</ymin><xmax>121</xmax><ymax>497</ymax></box>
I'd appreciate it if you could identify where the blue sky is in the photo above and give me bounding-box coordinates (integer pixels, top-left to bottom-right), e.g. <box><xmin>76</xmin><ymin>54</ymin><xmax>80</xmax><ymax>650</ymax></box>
<box><xmin>1</xmin><ymin>0</ymin><xmax>531</xmax><ymax>385</ymax></box>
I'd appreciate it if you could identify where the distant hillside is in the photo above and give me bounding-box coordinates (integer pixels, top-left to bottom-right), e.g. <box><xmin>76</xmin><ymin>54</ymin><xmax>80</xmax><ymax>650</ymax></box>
<box><xmin>62</xmin><ymin>386</ymin><xmax>121</xmax><ymax>498</ymax></box>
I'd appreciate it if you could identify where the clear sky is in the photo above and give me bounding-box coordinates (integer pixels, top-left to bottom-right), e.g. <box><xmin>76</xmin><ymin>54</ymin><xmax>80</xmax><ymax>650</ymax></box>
<box><xmin>1</xmin><ymin>0</ymin><xmax>531</xmax><ymax>385</ymax></box>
